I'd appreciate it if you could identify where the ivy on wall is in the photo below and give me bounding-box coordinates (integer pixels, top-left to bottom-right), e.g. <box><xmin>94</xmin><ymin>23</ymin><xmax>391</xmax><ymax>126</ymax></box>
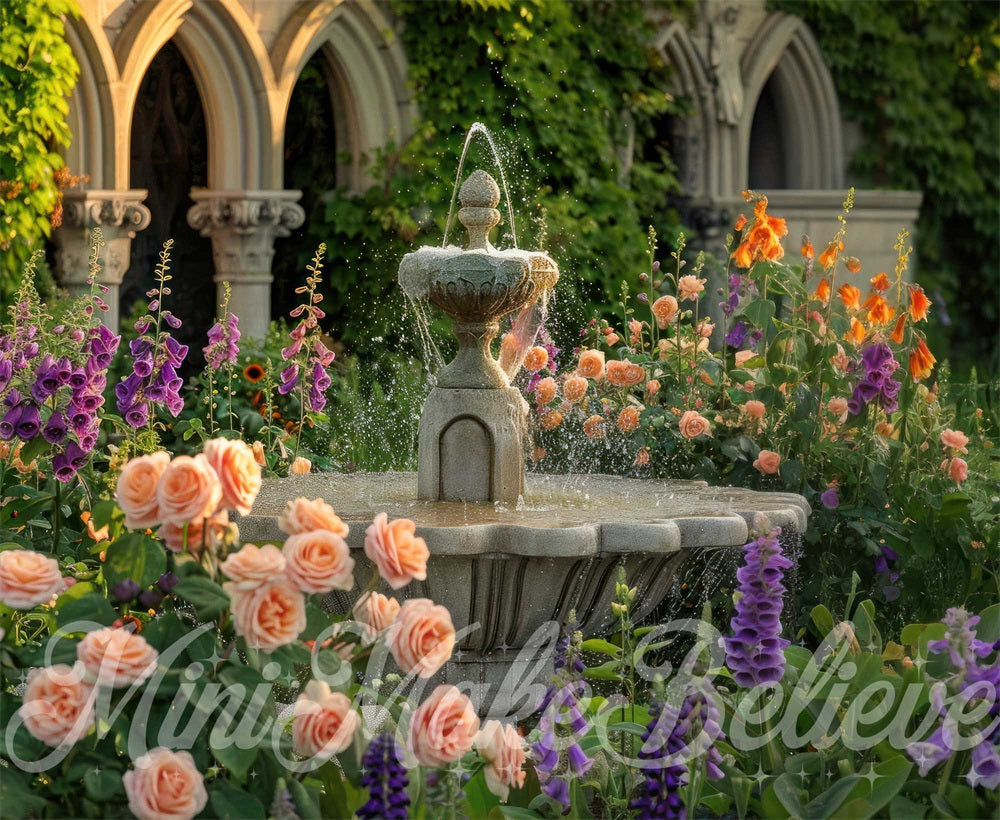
<box><xmin>772</xmin><ymin>0</ymin><xmax>999</xmax><ymax>377</ymax></box>
<box><xmin>298</xmin><ymin>0</ymin><xmax>690</xmax><ymax>355</ymax></box>
<box><xmin>0</xmin><ymin>0</ymin><xmax>79</xmax><ymax>299</ymax></box>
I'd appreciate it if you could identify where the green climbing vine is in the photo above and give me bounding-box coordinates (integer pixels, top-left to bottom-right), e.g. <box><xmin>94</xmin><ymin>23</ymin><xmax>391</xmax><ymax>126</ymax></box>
<box><xmin>771</xmin><ymin>0</ymin><xmax>999</xmax><ymax>377</ymax></box>
<box><xmin>0</xmin><ymin>0</ymin><xmax>80</xmax><ymax>300</ymax></box>
<box><xmin>287</xmin><ymin>0</ymin><xmax>692</xmax><ymax>356</ymax></box>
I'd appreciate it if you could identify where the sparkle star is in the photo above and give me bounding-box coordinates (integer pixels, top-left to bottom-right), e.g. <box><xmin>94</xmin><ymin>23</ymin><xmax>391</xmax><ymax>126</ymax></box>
<box><xmin>498</xmin><ymin>642</ymin><xmax>511</xmax><ymax>654</ymax></box>
<box><xmin>861</xmin><ymin>765</ymin><xmax>881</xmax><ymax>786</ymax></box>
<box><xmin>249</xmin><ymin>770</ymin><xmax>259</xmax><ymax>780</ymax></box>
<box><xmin>454</xmin><ymin>649</ymin><xmax>464</xmax><ymax>661</ymax></box>
<box><xmin>749</xmin><ymin>763</ymin><xmax>769</xmax><ymax>791</ymax></box>
<box><xmin>793</xmin><ymin>767</ymin><xmax>808</xmax><ymax>785</ymax></box>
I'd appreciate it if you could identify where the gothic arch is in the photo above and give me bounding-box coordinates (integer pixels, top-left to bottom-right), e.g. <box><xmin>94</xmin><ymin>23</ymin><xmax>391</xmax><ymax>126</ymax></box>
<box><xmin>271</xmin><ymin>0</ymin><xmax>414</xmax><ymax>190</ymax></box>
<box><xmin>115</xmin><ymin>0</ymin><xmax>276</xmax><ymax>189</ymax></box>
<box><xmin>739</xmin><ymin>12</ymin><xmax>844</xmax><ymax>190</ymax></box>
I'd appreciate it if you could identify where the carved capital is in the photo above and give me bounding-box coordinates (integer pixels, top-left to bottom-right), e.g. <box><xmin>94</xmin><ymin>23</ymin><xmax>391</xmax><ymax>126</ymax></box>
<box><xmin>187</xmin><ymin>189</ymin><xmax>305</xmax><ymax>239</ymax></box>
<box><xmin>60</xmin><ymin>189</ymin><xmax>152</xmax><ymax>234</ymax></box>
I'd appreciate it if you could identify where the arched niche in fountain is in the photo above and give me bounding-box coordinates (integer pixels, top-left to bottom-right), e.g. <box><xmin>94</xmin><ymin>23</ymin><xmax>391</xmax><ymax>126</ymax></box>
<box><xmin>439</xmin><ymin>416</ymin><xmax>494</xmax><ymax>502</ymax></box>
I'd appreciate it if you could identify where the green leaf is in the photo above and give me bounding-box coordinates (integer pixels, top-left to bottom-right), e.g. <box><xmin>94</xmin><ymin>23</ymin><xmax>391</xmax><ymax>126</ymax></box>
<box><xmin>209</xmin><ymin>779</ymin><xmax>266</xmax><ymax>819</ymax></box>
<box><xmin>837</xmin><ymin>757</ymin><xmax>913</xmax><ymax>820</ymax></box>
<box><xmin>287</xmin><ymin>778</ymin><xmax>322</xmax><ymax>820</ymax></box>
<box><xmin>173</xmin><ymin>576</ymin><xmax>230</xmax><ymax>621</ymax></box>
<box><xmin>580</xmin><ymin>638</ymin><xmax>621</xmax><ymax>657</ymax></box>
<box><xmin>741</xmin><ymin>298</ymin><xmax>776</xmax><ymax>329</ymax></box>
<box><xmin>56</xmin><ymin>593</ymin><xmax>116</xmax><ymax>629</ymax></box>
<box><xmin>104</xmin><ymin>533</ymin><xmax>166</xmax><ymax>591</ymax></box>
<box><xmin>210</xmin><ymin>727</ymin><xmax>259</xmax><ymax>782</ymax></box>
<box><xmin>975</xmin><ymin>603</ymin><xmax>1000</xmax><ymax>642</ymax></box>
<box><xmin>83</xmin><ymin>765</ymin><xmax>124</xmax><ymax>801</ymax></box>
<box><xmin>802</xmin><ymin>774</ymin><xmax>863</xmax><ymax>820</ymax></box>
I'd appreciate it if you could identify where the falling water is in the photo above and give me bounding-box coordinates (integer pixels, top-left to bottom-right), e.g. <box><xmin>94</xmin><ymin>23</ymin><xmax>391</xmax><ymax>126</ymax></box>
<box><xmin>404</xmin><ymin>293</ymin><xmax>446</xmax><ymax>378</ymax></box>
<box><xmin>442</xmin><ymin>122</ymin><xmax>518</xmax><ymax>249</ymax></box>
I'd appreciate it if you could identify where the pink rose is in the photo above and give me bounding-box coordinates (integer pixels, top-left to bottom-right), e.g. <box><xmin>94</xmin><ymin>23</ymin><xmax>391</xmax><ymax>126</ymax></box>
<box><xmin>19</xmin><ymin>663</ymin><xmax>95</xmax><ymax>747</ymax></box>
<box><xmin>353</xmin><ymin>591</ymin><xmax>401</xmax><ymax>640</ymax></box>
<box><xmin>734</xmin><ymin>349</ymin><xmax>756</xmax><ymax>367</ymax></box>
<box><xmin>743</xmin><ymin>400</ymin><xmax>766</xmax><ymax>420</ymax></box>
<box><xmin>387</xmin><ymin>598</ymin><xmax>455</xmax><ymax>678</ymax></box>
<box><xmin>476</xmin><ymin>720</ymin><xmax>526</xmax><ymax>802</ymax></box>
<box><xmin>678</xmin><ymin>274</ymin><xmax>706</xmax><ymax>301</ymax></box>
<box><xmin>409</xmin><ymin>685</ymin><xmax>480</xmax><ymax>767</ymax></box>
<box><xmin>827</xmin><ymin>397</ymin><xmax>849</xmax><ymax>422</ymax></box>
<box><xmin>940</xmin><ymin>428</ymin><xmax>969</xmax><ymax>454</ymax></box>
<box><xmin>678</xmin><ymin>410</ymin><xmax>711</xmax><ymax>439</ymax></box>
<box><xmin>203</xmin><ymin>438</ymin><xmax>262</xmax><ymax>516</ymax></box>
<box><xmin>283</xmin><ymin>530</ymin><xmax>355</xmax><ymax>594</ymax></box>
<box><xmin>76</xmin><ymin>627</ymin><xmax>159</xmax><ymax>688</ymax></box>
<box><xmin>753</xmin><ymin>449</ymin><xmax>781</xmax><ymax>475</ymax></box>
<box><xmin>292</xmin><ymin>680</ymin><xmax>360</xmax><ymax>758</ymax></box>
<box><xmin>278</xmin><ymin>497</ymin><xmax>349</xmax><ymax>538</ymax></box>
<box><xmin>948</xmin><ymin>457</ymin><xmax>968</xmax><ymax>485</ymax></box>
<box><xmin>646</xmin><ymin>379</ymin><xmax>661</xmax><ymax>396</ymax></box>
<box><xmin>0</xmin><ymin>549</ymin><xmax>64</xmax><ymax>609</ymax></box>
<box><xmin>227</xmin><ymin>580</ymin><xmax>306</xmax><ymax>651</ymax></box>
<box><xmin>364</xmin><ymin>513</ymin><xmax>429</xmax><ymax>590</ymax></box>
<box><xmin>651</xmin><ymin>295</ymin><xmax>678</xmax><ymax>329</ymax></box>
<box><xmin>156</xmin><ymin>455</ymin><xmax>222</xmax><ymax>527</ymax></box>
<box><xmin>123</xmin><ymin>747</ymin><xmax>208</xmax><ymax>820</ymax></box>
<box><xmin>219</xmin><ymin>544</ymin><xmax>286</xmax><ymax>591</ymax></box>
<box><xmin>116</xmin><ymin>451</ymin><xmax>170</xmax><ymax>529</ymax></box>
<box><xmin>159</xmin><ymin>511</ymin><xmax>231</xmax><ymax>555</ymax></box>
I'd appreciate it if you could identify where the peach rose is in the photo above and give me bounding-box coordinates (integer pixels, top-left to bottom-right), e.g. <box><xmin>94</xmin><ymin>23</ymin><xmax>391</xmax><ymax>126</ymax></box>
<box><xmin>353</xmin><ymin>591</ymin><xmax>401</xmax><ymax>639</ymax></box>
<box><xmin>364</xmin><ymin>513</ymin><xmax>429</xmax><ymax>590</ymax></box>
<box><xmin>283</xmin><ymin>530</ymin><xmax>355</xmax><ymax>594</ymax></box>
<box><xmin>387</xmin><ymin>598</ymin><xmax>455</xmax><ymax>678</ymax></box>
<box><xmin>605</xmin><ymin>332</ymin><xmax>621</xmax><ymax>347</ymax></box>
<box><xmin>228</xmin><ymin>579</ymin><xmax>306</xmax><ymax>651</ymax></box>
<box><xmin>19</xmin><ymin>663</ymin><xmax>95</xmax><ymax>747</ymax></box>
<box><xmin>697</xmin><ymin>319</ymin><xmax>715</xmax><ymax>338</ymax></box>
<box><xmin>219</xmin><ymin>543</ymin><xmax>287</xmax><ymax>591</ymax></box>
<box><xmin>203</xmin><ymin>438</ymin><xmax>262</xmax><ymax>516</ymax></box>
<box><xmin>678</xmin><ymin>274</ymin><xmax>706</xmax><ymax>301</ymax></box>
<box><xmin>576</xmin><ymin>349</ymin><xmax>605</xmax><ymax>381</ymax></box>
<box><xmin>583</xmin><ymin>414</ymin><xmax>605</xmax><ymax>440</ymax></box>
<box><xmin>156</xmin><ymin>455</ymin><xmax>222</xmax><ymax>527</ymax></box>
<box><xmin>617</xmin><ymin>406</ymin><xmax>641</xmax><ymax>432</ymax></box>
<box><xmin>290</xmin><ymin>456</ymin><xmax>312</xmax><ymax>475</ymax></box>
<box><xmin>77</xmin><ymin>627</ymin><xmax>159</xmax><ymax>688</ymax></box>
<box><xmin>534</xmin><ymin>376</ymin><xmax>557</xmax><ymax>405</ymax></box>
<box><xmin>116</xmin><ymin>451</ymin><xmax>170</xmax><ymax>529</ymax></box>
<box><xmin>563</xmin><ymin>376</ymin><xmax>588</xmax><ymax>403</ymax></box>
<box><xmin>743</xmin><ymin>400</ymin><xmax>766</xmax><ymax>420</ymax></box>
<box><xmin>409</xmin><ymin>684</ymin><xmax>480</xmax><ymax>767</ymax></box>
<box><xmin>522</xmin><ymin>346</ymin><xmax>548</xmax><ymax>372</ymax></box>
<box><xmin>827</xmin><ymin>397</ymin><xmax>849</xmax><ymax>420</ymax></box>
<box><xmin>628</xmin><ymin>319</ymin><xmax>643</xmax><ymax>345</ymax></box>
<box><xmin>159</xmin><ymin>511</ymin><xmax>231</xmax><ymax>555</ymax></box>
<box><xmin>0</xmin><ymin>550</ymin><xmax>64</xmax><ymax>610</ymax></box>
<box><xmin>678</xmin><ymin>410</ymin><xmax>711</xmax><ymax>439</ymax></box>
<box><xmin>278</xmin><ymin>497</ymin><xmax>349</xmax><ymax>538</ymax></box>
<box><xmin>940</xmin><ymin>428</ymin><xmax>969</xmax><ymax>454</ymax></box>
<box><xmin>124</xmin><ymin>747</ymin><xmax>208</xmax><ymax>820</ymax></box>
<box><xmin>251</xmin><ymin>440</ymin><xmax>266</xmax><ymax>466</ymax></box>
<box><xmin>646</xmin><ymin>379</ymin><xmax>661</xmax><ymax>395</ymax></box>
<box><xmin>948</xmin><ymin>457</ymin><xmax>968</xmax><ymax>485</ymax></box>
<box><xmin>651</xmin><ymin>295</ymin><xmax>678</xmax><ymax>329</ymax></box>
<box><xmin>292</xmin><ymin>680</ymin><xmax>360</xmax><ymax>758</ymax></box>
<box><xmin>606</xmin><ymin>359</ymin><xmax>645</xmax><ymax>388</ymax></box>
<box><xmin>734</xmin><ymin>349</ymin><xmax>757</xmax><ymax>367</ymax></box>
<box><xmin>753</xmin><ymin>449</ymin><xmax>781</xmax><ymax>475</ymax></box>
<box><xmin>540</xmin><ymin>410</ymin><xmax>563</xmax><ymax>431</ymax></box>
<box><xmin>476</xmin><ymin>720</ymin><xmax>526</xmax><ymax>802</ymax></box>
<box><xmin>634</xmin><ymin>447</ymin><xmax>651</xmax><ymax>467</ymax></box>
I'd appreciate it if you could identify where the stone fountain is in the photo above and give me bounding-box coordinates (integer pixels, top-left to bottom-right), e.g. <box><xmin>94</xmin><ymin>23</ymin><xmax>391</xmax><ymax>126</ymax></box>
<box><xmin>240</xmin><ymin>165</ymin><xmax>810</xmax><ymax>717</ymax></box>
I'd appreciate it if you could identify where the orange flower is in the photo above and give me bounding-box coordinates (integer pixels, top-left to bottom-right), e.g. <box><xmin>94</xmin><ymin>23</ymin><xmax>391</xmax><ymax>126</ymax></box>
<box><xmin>813</xmin><ymin>278</ymin><xmax>831</xmax><ymax>306</ymax></box>
<box><xmin>908</xmin><ymin>285</ymin><xmax>931</xmax><ymax>322</ymax></box>
<box><xmin>731</xmin><ymin>197</ymin><xmax>787</xmax><ymax>268</ymax></box>
<box><xmin>617</xmin><ymin>406</ymin><xmax>640</xmax><ymax>432</ymax></box>
<box><xmin>522</xmin><ymin>346</ymin><xmax>548</xmax><ymax>372</ymax></box>
<box><xmin>734</xmin><ymin>213</ymin><xmax>747</xmax><ymax>231</ymax></box>
<box><xmin>801</xmin><ymin>238</ymin><xmax>814</xmax><ymax>259</ymax></box>
<box><xmin>540</xmin><ymin>410</ymin><xmax>563</xmax><ymax>430</ymax></box>
<box><xmin>870</xmin><ymin>272</ymin><xmax>890</xmax><ymax>292</ymax></box>
<box><xmin>863</xmin><ymin>293</ymin><xmax>895</xmax><ymax>325</ymax></box>
<box><xmin>837</xmin><ymin>284</ymin><xmax>861</xmax><ymax>310</ymax></box>
<box><xmin>606</xmin><ymin>359</ymin><xmax>646</xmax><ymax>388</ymax></box>
<box><xmin>845</xmin><ymin>257</ymin><xmax>862</xmax><ymax>274</ymax></box>
<box><xmin>909</xmin><ymin>338</ymin><xmax>936</xmax><ymax>381</ymax></box>
<box><xmin>818</xmin><ymin>240</ymin><xmax>843</xmax><ymax>270</ymax></box>
<box><xmin>583</xmin><ymin>415</ymin><xmax>605</xmax><ymax>440</ymax></box>
<box><xmin>634</xmin><ymin>447</ymin><xmax>650</xmax><ymax>467</ymax></box>
<box><xmin>891</xmin><ymin>314</ymin><xmax>907</xmax><ymax>344</ymax></box>
<box><xmin>845</xmin><ymin>317</ymin><xmax>866</xmax><ymax>345</ymax></box>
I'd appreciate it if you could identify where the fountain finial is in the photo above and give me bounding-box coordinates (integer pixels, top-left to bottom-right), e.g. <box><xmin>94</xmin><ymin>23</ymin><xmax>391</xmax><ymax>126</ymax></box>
<box><xmin>458</xmin><ymin>170</ymin><xmax>501</xmax><ymax>250</ymax></box>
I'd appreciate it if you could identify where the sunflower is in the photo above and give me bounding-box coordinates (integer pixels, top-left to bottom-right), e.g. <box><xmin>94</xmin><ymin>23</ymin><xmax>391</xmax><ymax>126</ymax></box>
<box><xmin>243</xmin><ymin>362</ymin><xmax>266</xmax><ymax>383</ymax></box>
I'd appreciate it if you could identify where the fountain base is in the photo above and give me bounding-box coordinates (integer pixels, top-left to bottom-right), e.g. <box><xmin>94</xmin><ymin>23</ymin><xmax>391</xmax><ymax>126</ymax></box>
<box><xmin>416</xmin><ymin>386</ymin><xmax>528</xmax><ymax>504</ymax></box>
<box><xmin>239</xmin><ymin>472</ymin><xmax>809</xmax><ymax>716</ymax></box>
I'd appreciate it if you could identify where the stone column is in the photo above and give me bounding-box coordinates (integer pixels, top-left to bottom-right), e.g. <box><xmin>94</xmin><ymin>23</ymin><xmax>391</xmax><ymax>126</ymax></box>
<box><xmin>52</xmin><ymin>190</ymin><xmax>151</xmax><ymax>330</ymax></box>
<box><xmin>186</xmin><ymin>190</ymin><xmax>305</xmax><ymax>339</ymax></box>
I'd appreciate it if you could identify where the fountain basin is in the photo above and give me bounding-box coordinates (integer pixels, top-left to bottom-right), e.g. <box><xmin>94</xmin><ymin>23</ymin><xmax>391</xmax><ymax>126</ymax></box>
<box><xmin>239</xmin><ymin>472</ymin><xmax>809</xmax><ymax>716</ymax></box>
